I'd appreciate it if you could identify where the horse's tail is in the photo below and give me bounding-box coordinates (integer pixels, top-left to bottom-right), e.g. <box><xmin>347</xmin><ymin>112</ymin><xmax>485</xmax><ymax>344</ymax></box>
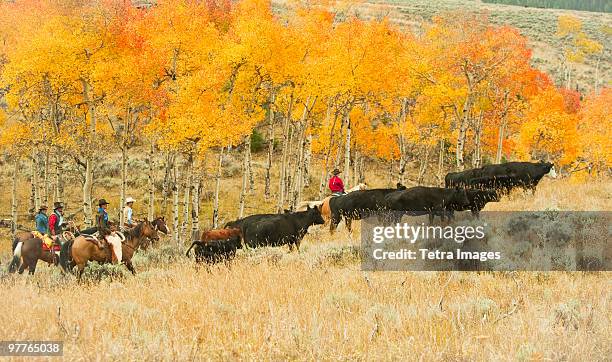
<box><xmin>11</xmin><ymin>236</ymin><xmax>19</xmax><ymax>253</ymax></box>
<box><xmin>8</xmin><ymin>241</ymin><xmax>23</xmax><ymax>273</ymax></box>
<box><xmin>59</xmin><ymin>239</ymin><xmax>74</xmax><ymax>273</ymax></box>
<box><xmin>185</xmin><ymin>241</ymin><xmax>201</xmax><ymax>258</ymax></box>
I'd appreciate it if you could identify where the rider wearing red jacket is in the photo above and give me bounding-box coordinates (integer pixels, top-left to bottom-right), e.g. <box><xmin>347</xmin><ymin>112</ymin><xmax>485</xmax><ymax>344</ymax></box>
<box><xmin>48</xmin><ymin>202</ymin><xmax>64</xmax><ymax>237</ymax></box>
<box><xmin>328</xmin><ymin>168</ymin><xmax>345</xmax><ymax>196</ymax></box>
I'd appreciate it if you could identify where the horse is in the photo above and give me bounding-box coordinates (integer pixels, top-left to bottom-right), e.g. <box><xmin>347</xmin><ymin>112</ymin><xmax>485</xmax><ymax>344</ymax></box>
<box><xmin>8</xmin><ymin>231</ymin><xmax>76</xmax><ymax>275</ymax></box>
<box><xmin>60</xmin><ymin>220</ymin><xmax>159</xmax><ymax>278</ymax></box>
<box><xmin>142</xmin><ymin>216</ymin><xmax>169</xmax><ymax>249</ymax></box>
<box><xmin>298</xmin><ymin>183</ymin><xmax>368</xmax><ymax>224</ymax></box>
<box><xmin>11</xmin><ymin>220</ymin><xmax>80</xmax><ymax>254</ymax></box>
<box><xmin>71</xmin><ymin>216</ymin><xmax>168</xmax><ymax>251</ymax></box>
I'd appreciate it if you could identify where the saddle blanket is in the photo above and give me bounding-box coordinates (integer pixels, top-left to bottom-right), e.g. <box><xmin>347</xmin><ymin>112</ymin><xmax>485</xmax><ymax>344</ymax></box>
<box><xmin>32</xmin><ymin>231</ymin><xmax>60</xmax><ymax>251</ymax></box>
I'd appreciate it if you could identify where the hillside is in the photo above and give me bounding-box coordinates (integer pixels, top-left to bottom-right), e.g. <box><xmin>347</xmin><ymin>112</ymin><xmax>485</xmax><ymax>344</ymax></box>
<box><xmin>272</xmin><ymin>0</ymin><xmax>612</xmax><ymax>92</ymax></box>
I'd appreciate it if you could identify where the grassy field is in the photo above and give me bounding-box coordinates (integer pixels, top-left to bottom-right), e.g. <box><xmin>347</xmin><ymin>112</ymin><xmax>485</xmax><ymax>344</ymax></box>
<box><xmin>0</xmin><ymin>178</ymin><xmax>610</xmax><ymax>360</ymax></box>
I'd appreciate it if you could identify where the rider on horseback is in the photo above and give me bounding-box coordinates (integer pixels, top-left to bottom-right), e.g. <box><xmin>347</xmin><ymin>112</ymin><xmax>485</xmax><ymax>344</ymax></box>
<box><xmin>123</xmin><ymin>197</ymin><xmax>135</xmax><ymax>229</ymax></box>
<box><xmin>97</xmin><ymin>199</ymin><xmax>123</xmax><ymax>264</ymax></box>
<box><xmin>48</xmin><ymin>202</ymin><xmax>64</xmax><ymax>237</ymax></box>
<box><xmin>329</xmin><ymin>168</ymin><xmax>346</xmax><ymax>197</ymax></box>
<box><xmin>33</xmin><ymin>205</ymin><xmax>57</xmax><ymax>250</ymax></box>
<box><xmin>35</xmin><ymin>205</ymin><xmax>49</xmax><ymax>234</ymax></box>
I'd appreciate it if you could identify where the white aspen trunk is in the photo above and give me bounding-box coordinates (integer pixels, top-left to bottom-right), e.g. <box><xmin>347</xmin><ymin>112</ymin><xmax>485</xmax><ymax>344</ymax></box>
<box><xmin>172</xmin><ymin>156</ymin><xmax>180</xmax><ymax>244</ymax></box>
<box><xmin>303</xmin><ymin>134</ymin><xmax>312</xmax><ymax>188</ymax></box>
<box><xmin>147</xmin><ymin>141</ymin><xmax>155</xmax><ymax>221</ymax></box>
<box><xmin>119</xmin><ymin>145</ymin><xmax>127</xmax><ymax>226</ymax></box>
<box><xmin>181</xmin><ymin>154</ymin><xmax>193</xmax><ymax>239</ymax></box>
<box><xmin>54</xmin><ymin>152</ymin><xmax>63</xmax><ymax>202</ymax></box>
<box><xmin>277</xmin><ymin>95</ymin><xmax>294</xmax><ymax>212</ymax></box>
<box><xmin>290</xmin><ymin>122</ymin><xmax>306</xmax><ymax>210</ymax></box>
<box><xmin>162</xmin><ymin>152</ymin><xmax>172</xmax><ymax>215</ymax></box>
<box><xmin>353</xmin><ymin>151</ymin><xmax>359</xmax><ymax>186</ymax></box>
<box><xmin>358</xmin><ymin>156</ymin><xmax>365</xmax><ymax>183</ymax></box>
<box><xmin>43</xmin><ymin>149</ymin><xmax>49</xmax><ymax>205</ymax></box>
<box><xmin>213</xmin><ymin>147</ymin><xmax>224</xmax><ymax>228</ymax></box>
<box><xmin>285</xmin><ymin>122</ymin><xmax>295</xmax><ymax>203</ymax></box>
<box><xmin>496</xmin><ymin>91</ymin><xmax>509</xmax><ymax>164</ymax></box>
<box><xmin>264</xmin><ymin>94</ymin><xmax>275</xmax><ymax>200</ymax></box>
<box><xmin>11</xmin><ymin>158</ymin><xmax>18</xmax><ymax>235</ymax></box>
<box><xmin>29</xmin><ymin>159</ymin><xmax>35</xmax><ymax>215</ymax></box>
<box><xmin>318</xmin><ymin>99</ymin><xmax>335</xmax><ymax>199</ymax></box>
<box><xmin>455</xmin><ymin>98</ymin><xmax>471</xmax><ymax>171</ymax></box>
<box><xmin>239</xmin><ymin>135</ymin><xmax>249</xmax><ymax>218</ymax></box>
<box><xmin>495</xmin><ymin>122</ymin><xmax>505</xmax><ymax>164</ymax></box>
<box><xmin>32</xmin><ymin>151</ymin><xmax>40</xmax><ymax>212</ymax></box>
<box><xmin>437</xmin><ymin>139</ymin><xmax>445</xmax><ymax>187</ymax></box>
<box><xmin>191</xmin><ymin>172</ymin><xmax>200</xmax><ymax>240</ymax></box>
<box><xmin>83</xmin><ymin>159</ymin><xmax>93</xmax><ymax>226</ymax></box>
<box><xmin>417</xmin><ymin>145</ymin><xmax>431</xmax><ymax>185</ymax></box>
<box><xmin>81</xmin><ymin>79</ymin><xmax>95</xmax><ymax>227</ymax></box>
<box><xmin>246</xmin><ymin>134</ymin><xmax>254</xmax><ymax>194</ymax></box>
<box><xmin>472</xmin><ymin>111</ymin><xmax>484</xmax><ymax>169</ymax></box>
<box><xmin>397</xmin><ymin>99</ymin><xmax>407</xmax><ymax>185</ymax></box>
<box><xmin>333</xmin><ymin>122</ymin><xmax>345</xmax><ymax>172</ymax></box>
<box><xmin>289</xmin><ymin>99</ymin><xmax>312</xmax><ymax>209</ymax></box>
<box><xmin>343</xmin><ymin>115</ymin><xmax>351</xmax><ymax>182</ymax></box>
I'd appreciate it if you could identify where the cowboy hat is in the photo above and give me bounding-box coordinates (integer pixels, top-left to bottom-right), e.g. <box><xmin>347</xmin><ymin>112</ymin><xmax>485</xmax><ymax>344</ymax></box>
<box><xmin>332</xmin><ymin>168</ymin><xmax>341</xmax><ymax>175</ymax></box>
<box><xmin>126</xmin><ymin>197</ymin><xmax>136</xmax><ymax>204</ymax></box>
<box><xmin>98</xmin><ymin>199</ymin><xmax>110</xmax><ymax>206</ymax></box>
<box><xmin>53</xmin><ymin>202</ymin><xmax>63</xmax><ymax>210</ymax></box>
<box><xmin>39</xmin><ymin>205</ymin><xmax>48</xmax><ymax>211</ymax></box>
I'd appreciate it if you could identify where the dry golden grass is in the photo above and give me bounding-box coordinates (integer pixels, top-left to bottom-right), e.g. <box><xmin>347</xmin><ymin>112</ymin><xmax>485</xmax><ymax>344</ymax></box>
<box><xmin>1</xmin><ymin>178</ymin><xmax>611</xmax><ymax>360</ymax></box>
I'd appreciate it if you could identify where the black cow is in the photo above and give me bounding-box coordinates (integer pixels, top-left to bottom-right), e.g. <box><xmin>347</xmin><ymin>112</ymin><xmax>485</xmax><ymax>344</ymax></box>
<box><xmin>453</xmin><ymin>189</ymin><xmax>500</xmax><ymax>218</ymax></box>
<box><xmin>445</xmin><ymin>161</ymin><xmax>556</xmax><ymax>194</ymax></box>
<box><xmin>243</xmin><ymin>206</ymin><xmax>325</xmax><ymax>251</ymax></box>
<box><xmin>224</xmin><ymin>210</ymin><xmax>294</xmax><ymax>248</ymax></box>
<box><xmin>186</xmin><ymin>237</ymin><xmax>242</xmax><ymax>264</ymax></box>
<box><xmin>328</xmin><ymin>183</ymin><xmax>407</xmax><ymax>232</ymax></box>
<box><xmin>384</xmin><ymin>186</ymin><xmax>471</xmax><ymax>223</ymax></box>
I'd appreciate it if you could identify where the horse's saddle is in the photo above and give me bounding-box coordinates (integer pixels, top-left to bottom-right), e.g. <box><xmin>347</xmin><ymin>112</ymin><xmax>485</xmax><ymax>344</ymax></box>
<box><xmin>82</xmin><ymin>231</ymin><xmax>125</xmax><ymax>250</ymax></box>
<box><xmin>32</xmin><ymin>231</ymin><xmax>59</xmax><ymax>251</ymax></box>
<box><xmin>81</xmin><ymin>232</ymin><xmax>105</xmax><ymax>249</ymax></box>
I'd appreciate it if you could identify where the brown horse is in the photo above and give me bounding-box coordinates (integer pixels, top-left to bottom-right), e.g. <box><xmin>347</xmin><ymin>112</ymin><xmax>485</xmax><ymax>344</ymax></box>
<box><xmin>7</xmin><ymin>235</ymin><xmax>71</xmax><ymax>275</ymax></box>
<box><xmin>138</xmin><ymin>216</ymin><xmax>169</xmax><ymax>250</ymax></box>
<box><xmin>11</xmin><ymin>221</ymin><xmax>80</xmax><ymax>253</ymax></box>
<box><xmin>60</xmin><ymin>220</ymin><xmax>159</xmax><ymax>278</ymax></box>
<box><xmin>8</xmin><ymin>230</ymin><xmax>76</xmax><ymax>274</ymax></box>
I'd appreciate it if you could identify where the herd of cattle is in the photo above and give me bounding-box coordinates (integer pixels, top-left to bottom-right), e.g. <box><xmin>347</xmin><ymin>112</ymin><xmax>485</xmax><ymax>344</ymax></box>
<box><xmin>187</xmin><ymin>161</ymin><xmax>557</xmax><ymax>263</ymax></box>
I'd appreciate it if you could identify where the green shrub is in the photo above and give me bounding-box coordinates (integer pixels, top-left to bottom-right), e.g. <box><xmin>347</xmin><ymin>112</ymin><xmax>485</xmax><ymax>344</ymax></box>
<box><xmin>250</xmin><ymin>129</ymin><xmax>266</xmax><ymax>153</ymax></box>
<box><xmin>80</xmin><ymin>261</ymin><xmax>129</xmax><ymax>283</ymax></box>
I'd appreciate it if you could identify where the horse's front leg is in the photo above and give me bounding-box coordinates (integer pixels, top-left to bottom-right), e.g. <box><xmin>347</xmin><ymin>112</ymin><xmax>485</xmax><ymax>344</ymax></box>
<box><xmin>29</xmin><ymin>259</ymin><xmax>38</xmax><ymax>275</ymax></box>
<box><xmin>125</xmin><ymin>260</ymin><xmax>136</xmax><ymax>275</ymax></box>
<box><xmin>76</xmin><ymin>263</ymin><xmax>86</xmax><ymax>281</ymax></box>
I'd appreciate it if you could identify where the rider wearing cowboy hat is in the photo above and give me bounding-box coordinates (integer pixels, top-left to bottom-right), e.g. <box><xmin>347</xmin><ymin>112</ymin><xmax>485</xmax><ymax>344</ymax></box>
<box><xmin>35</xmin><ymin>205</ymin><xmax>50</xmax><ymax>235</ymax></box>
<box><xmin>328</xmin><ymin>168</ymin><xmax>346</xmax><ymax>196</ymax></box>
<box><xmin>97</xmin><ymin>198</ymin><xmax>122</xmax><ymax>264</ymax></box>
<box><xmin>123</xmin><ymin>197</ymin><xmax>136</xmax><ymax>228</ymax></box>
<box><xmin>48</xmin><ymin>202</ymin><xmax>64</xmax><ymax>237</ymax></box>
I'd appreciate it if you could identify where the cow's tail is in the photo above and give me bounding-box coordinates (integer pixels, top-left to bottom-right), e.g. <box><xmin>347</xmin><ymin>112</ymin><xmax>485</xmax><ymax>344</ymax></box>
<box><xmin>8</xmin><ymin>241</ymin><xmax>23</xmax><ymax>273</ymax></box>
<box><xmin>59</xmin><ymin>239</ymin><xmax>74</xmax><ymax>273</ymax></box>
<box><xmin>185</xmin><ymin>241</ymin><xmax>201</xmax><ymax>258</ymax></box>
